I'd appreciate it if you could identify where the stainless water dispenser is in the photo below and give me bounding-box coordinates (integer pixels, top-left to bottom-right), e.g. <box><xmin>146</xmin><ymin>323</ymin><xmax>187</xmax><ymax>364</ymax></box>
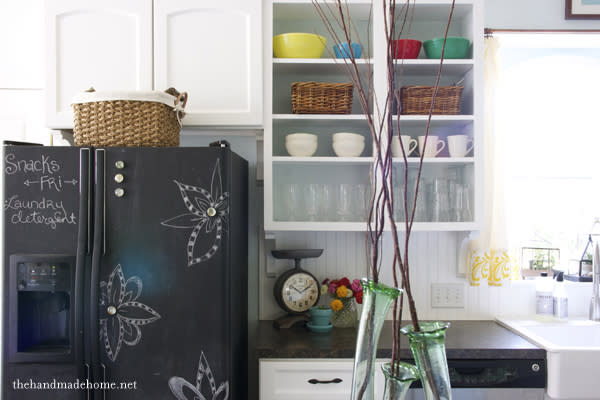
<box><xmin>7</xmin><ymin>254</ymin><xmax>75</xmax><ymax>363</ymax></box>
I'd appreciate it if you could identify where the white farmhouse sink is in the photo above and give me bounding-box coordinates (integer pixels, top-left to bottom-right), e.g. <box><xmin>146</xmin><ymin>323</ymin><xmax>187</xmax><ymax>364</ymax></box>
<box><xmin>496</xmin><ymin>317</ymin><xmax>600</xmax><ymax>400</ymax></box>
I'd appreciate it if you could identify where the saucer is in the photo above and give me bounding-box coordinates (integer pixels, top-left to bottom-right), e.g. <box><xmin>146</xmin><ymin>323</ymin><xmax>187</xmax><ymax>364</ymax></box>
<box><xmin>306</xmin><ymin>322</ymin><xmax>333</xmax><ymax>333</ymax></box>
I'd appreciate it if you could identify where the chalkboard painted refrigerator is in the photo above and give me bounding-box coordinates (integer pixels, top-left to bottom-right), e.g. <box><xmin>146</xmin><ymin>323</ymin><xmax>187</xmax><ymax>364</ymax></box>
<box><xmin>2</xmin><ymin>145</ymin><xmax>248</xmax><ymax>399</ymax></box>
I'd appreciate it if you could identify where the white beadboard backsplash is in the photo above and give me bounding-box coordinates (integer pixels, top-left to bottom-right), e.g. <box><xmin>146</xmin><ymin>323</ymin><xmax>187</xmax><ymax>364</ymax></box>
<box><xmin>260</xmin><ymin>231</ymin><xmax>593</xmax><ymax>321</ymax></box>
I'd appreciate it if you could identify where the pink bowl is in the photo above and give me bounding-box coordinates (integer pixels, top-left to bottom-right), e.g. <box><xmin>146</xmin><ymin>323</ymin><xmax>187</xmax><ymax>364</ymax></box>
<box><xmin>392</xmin><ymin>39</ymin><xmax>422</xmax><ymax>59</ymax></box>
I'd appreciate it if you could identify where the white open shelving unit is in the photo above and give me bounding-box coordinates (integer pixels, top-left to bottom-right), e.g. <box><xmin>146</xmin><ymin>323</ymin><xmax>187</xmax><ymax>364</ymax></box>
<box><xmin>263</xmin><ymin>0</ymin><xmax>484</xmax><ymax>233</ymax></box>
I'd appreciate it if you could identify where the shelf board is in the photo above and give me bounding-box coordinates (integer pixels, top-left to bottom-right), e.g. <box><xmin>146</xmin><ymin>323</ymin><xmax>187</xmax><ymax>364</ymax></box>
<box><xmin>393</xmin><ymin>115</ymin><xmax>474</xmax><ymax>129</ymax></box>
<box><xmin>273</xmin><ymin>1</ymin><xmax>373</xmax><ymax>21</ymax></box>
<box><xmin>273</xmin><ymin>58</ymin><xmax>374</xmax><ymax>74</ymax></box>
<box><xmin>396</xmin><ymin>115</ymin><xmax>474</xmax><ymax>121</ymax></box>
<box><xmin>273</xmin><ymin>114</ymin><xmax>368</xmax><ymax>120</ymax></box>
<box><xmin>272</xmin><ymin>58</ymin><xmax>472</xmax><ymax>77</ymax></box>
<box><xmin>265</xmin><ymin>220</ymin><xmax>479</xmax><ymax>232</ymax></box>
<box><xmin>394</xmin><ymin>59</ymin><xmax>474</xmax><ymax>76</ymax></box>
<box><xmin>272</xmin><ymin>1</ymin><xmax>471</xmax><ymax>22</ymax></box>
<box><xmin>272</xmin><ymin>114</ymin><xmax>369</xmax><ymax>128</ymax></box>
<box><xmin>393</xmin><ymin>157</ymin><xmax>474</xmax><ymax>164</ymax></box>
<box><xmin>272</xmin><ymin>156</ymin><xmax>474</xmax><ymax>165</ymax></box>
<box><xmin>273</xmin><ymin>156</ymin><xmax>371</xmax><ymax>165</ymax></box>
<box><xmin>271</xmin><ymin>114</ymin><xmax>473</xmax><ymax>130</ymax></box>
<box><xmin>273</xmin><ymin>114</ymin><xmax>472</xmax><ymax>121</ymax></box>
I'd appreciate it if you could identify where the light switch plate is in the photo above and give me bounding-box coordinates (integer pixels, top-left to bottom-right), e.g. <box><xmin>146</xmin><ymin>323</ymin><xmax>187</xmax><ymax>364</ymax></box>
<box><xmin>431</xmin><ymin>283</ymin><xmax>465</xmax><ymax>308</ymax></box>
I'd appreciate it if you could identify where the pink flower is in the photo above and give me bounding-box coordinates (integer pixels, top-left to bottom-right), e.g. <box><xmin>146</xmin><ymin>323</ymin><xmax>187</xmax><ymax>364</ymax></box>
<box><xmin>328</xmin><ymin>282</ymin><xmax>338</xmax><ymax>294</ymax></box>
<box><xmin>351</xmin><ymin>279</ymin><xmax>362</xmax><ymax>293</ymax></box>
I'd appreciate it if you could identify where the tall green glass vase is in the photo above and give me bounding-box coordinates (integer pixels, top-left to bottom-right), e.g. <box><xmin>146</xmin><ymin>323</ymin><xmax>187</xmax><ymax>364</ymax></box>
<box><xmin>381</xmin><ymin>362</ymin><xmax>420</xmax><ymax>400</ymax></box>
<box><xmin>350</xmin><ymin>279</ymin><xmax>402</xmax><ymax>400</ymax></box>
<box><xmin>400</xmin><ymin>321</ymin><xmax>452</xmax><ymax>400</ymax></box>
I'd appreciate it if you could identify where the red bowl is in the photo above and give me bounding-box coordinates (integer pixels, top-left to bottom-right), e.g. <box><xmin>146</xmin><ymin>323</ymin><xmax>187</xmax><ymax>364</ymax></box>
<box><xmin>392</xmin><ymin>39</ymin><xmax>422</xmax><ymax>59</ymax></box>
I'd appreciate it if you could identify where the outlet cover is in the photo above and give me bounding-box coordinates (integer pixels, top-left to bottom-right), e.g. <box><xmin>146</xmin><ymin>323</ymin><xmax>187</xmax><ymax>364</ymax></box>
<box><xmin>431</xmin><ymin>283</ymin><xmax>465</xmax><ymax>308</ymax></box>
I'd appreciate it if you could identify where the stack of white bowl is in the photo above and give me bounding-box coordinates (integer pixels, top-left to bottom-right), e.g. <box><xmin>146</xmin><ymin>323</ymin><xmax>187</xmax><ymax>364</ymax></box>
<box><xmin>332</xmin><ymin>132</ymin><xmax>365</xmax><ymax>157</ymax></box>
<box><xmin>285</xmin><ymin>133</ymin><xmax>318</xmax><ymax>156</ymax></box>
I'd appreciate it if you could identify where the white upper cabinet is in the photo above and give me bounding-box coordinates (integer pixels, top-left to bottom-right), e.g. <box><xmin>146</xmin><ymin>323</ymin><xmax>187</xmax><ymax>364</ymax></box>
<box><xmin>45</xmin><ymin>0</ymin><xmax>262</xmax><ymax>128</ymax></box>
<box><xmin>154</xmin><ymin>0</ymin><xmax>263</xmax><ymax>126</ymax></box>
<box><xmin>45</xmin><ymin>0</ymin><xmax>152</xmax><ymax>128</ymax></box>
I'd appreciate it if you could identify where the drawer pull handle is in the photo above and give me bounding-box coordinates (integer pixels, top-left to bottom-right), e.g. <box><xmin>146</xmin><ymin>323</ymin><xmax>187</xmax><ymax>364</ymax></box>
<box><xmin>308</xmin><ymin>378</ymin><xmax>343</xmax><ymax>384</ymax></box>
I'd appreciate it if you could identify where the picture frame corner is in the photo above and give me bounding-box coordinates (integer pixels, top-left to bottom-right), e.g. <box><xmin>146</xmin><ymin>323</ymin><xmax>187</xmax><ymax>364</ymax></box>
<box><xmin>565</xmin><ymin>0</ymin><xmax>600</xmax><ymax>20</ymax></box>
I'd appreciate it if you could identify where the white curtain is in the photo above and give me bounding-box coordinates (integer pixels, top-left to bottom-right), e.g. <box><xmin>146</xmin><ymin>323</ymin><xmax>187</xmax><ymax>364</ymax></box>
<box><xmin>466</xmin><ymin>36</ymin><xmax>520</xmax><ymax>287</ymax></box>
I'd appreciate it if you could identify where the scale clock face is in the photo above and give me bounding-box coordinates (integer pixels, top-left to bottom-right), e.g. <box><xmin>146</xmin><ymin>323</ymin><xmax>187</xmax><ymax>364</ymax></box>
<box><xmin>279</xmin><ymin>272</ymin><xmax>320</xmax><ymax>313</ymax></box>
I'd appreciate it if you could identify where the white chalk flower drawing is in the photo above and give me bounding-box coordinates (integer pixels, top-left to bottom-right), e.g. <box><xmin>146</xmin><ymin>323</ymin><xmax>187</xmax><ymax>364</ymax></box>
<box><xmin>99</xmin><ymin>264</ymin><xmax>161</xmax><ymax>362</ymax></box>
<box><xmin>161</xmin><ymin>159</ymin><xmax>229</xmax><ymax>267</ymax></box>
<box><xmin>169</xmin><ymin>351</ymin><xmax>229</xmax><ymax>400</ymax></box>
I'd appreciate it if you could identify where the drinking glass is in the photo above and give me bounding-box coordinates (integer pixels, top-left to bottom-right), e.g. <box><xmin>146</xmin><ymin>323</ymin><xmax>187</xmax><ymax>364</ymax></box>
<box><xmin>355</xmin><ymin>184</ymin><xmax>370</xmax><ymax>221</ymax></box>
<box><xmin>414</xmin><ymin>184</ymin><xmax>429</xmax><ymax>222</ymax></box>
<box><xmin>337</xmin><ymin>183</ymin><xmax>354</xmax><ymax>221</ymax></box>
<box><xmin>281</xmin><ymin>183</ymin><xmax>302</xmax><ymax>221</ymax></box>
<box><xmin>431</xmin><ymin>178</ymin><xmax>450</xmax><ymax>222</ymax></box>
<box><xmin>449</xmin><ymin>181</ymin><xmax>461</xmax><ymax>222</ymax></box>
<box><xmin>304</xmin><ymin>183</ymin><xmax>319</xmax><ymax>221</ymax></box>
<box><xmin>393</xmin><ymin>187</ymin><xmax>404</xmax><ymax>221</ymax></box>
<box><xmin>318</xmin><ymin>183</ymin><xmax>334</xmax><ymax>221</ymax></box>
<box><xmin>461</xmin><ymin>184</ymin><xmax>473</xmax><ymax>221</ymax></box>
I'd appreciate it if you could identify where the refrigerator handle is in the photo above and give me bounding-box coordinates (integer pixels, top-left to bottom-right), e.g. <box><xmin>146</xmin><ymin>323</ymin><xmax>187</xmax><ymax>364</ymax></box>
<box><xmin>79</xmin><ymin>148</ymin><xmax>92</xmax><ymax>254</ymax></box>
<box><xmin>101</xmin><ymin>363</ymin><xmax>107</xmax><ymax>400</ymax></box>
<box><xmin>76</xmin><ymin>148</ymin><xmax>91</xmax><ymax>380</ymax></box>
<box><xmin>90</xmin><ymin>149</ymin><xmax>105</xmax><ymax>387</ymax></box>
<box><xmin>84</xmin><ymin>363</ymin><xmax>91</xmax><ymax>400</ymax></box>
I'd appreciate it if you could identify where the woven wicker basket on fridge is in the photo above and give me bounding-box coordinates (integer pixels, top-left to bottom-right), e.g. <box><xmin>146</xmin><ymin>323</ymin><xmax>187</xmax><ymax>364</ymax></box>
<box><xmin>400</xmin><ymin>85</ymin><xmax>463</xmax><ymax>115</ymax></box>
<box><xmin>291</xmin><ymin>81</ymin><xmax>354</xmax><ymax>114</ymax></box>
<box><xmin>71</xmin><ymin>88</ymin><xmax>188</xmax><ymax>147</ymax></box>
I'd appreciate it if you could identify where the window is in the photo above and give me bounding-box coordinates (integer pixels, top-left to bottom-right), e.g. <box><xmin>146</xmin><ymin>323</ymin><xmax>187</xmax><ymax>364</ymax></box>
<box><xmin>495</xmin><ymin>33</ymin><xmax>600</xmax><ymax>278</ymax></box>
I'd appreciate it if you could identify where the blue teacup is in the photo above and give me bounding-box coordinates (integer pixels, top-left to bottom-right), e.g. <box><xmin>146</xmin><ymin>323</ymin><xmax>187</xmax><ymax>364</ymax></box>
<box><xmin>333</xmin><ymin>42</ymin><xmax>362</xmax><ymax>59</ymax></box>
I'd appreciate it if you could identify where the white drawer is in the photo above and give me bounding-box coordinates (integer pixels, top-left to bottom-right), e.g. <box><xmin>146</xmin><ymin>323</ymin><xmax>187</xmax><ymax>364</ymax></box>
<box><xmin>259</xmin><ymin>359</ymin><xmax>385</xmax><ymax>400</ymax></box>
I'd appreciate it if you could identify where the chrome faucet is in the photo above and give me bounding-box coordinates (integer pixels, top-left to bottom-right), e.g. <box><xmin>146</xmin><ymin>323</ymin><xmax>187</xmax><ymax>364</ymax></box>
<box><xmin>590</xmin><ymin>241</ymin><xmax>600</xmax><ymax>321</ymax></box>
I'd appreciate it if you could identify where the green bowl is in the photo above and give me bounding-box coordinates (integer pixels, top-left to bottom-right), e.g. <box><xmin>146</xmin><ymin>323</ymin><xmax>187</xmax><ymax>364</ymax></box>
<box><xmin>423</xmin><ymin>37</ymin><xmax>470</xmax><ymax>59</ymax></box>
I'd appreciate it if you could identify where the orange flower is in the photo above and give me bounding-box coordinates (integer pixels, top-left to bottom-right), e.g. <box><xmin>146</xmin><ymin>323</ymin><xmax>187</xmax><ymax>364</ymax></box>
<box><xmin>336</xmin><ymin>285</ymin><xmax>348</xmax><ymax>298</ymax></box>
<box><xmin>330</xmin><ymin>299</ymin><xmax>343</xmax><ymax>311</ymax></box>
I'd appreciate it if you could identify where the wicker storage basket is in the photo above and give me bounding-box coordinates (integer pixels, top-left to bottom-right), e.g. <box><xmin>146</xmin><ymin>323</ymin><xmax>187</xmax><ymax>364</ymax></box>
<box><xmin>291</xmin><ymin>82</ymin><xmax>354</xmax><ymax>114</ymax></box>
<box><xmin>72</xmin><ymin>88</ymin><xmax>187</xmax><ymax>147</ymax></box>
<box><xmin>400</xmin><ymin>85</ymin><xmax>463</xmax><ymax>115</ymax></box>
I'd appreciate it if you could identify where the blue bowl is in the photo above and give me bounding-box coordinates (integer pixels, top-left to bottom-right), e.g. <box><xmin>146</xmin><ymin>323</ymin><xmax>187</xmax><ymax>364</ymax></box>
<box><xmin>333</xmin><ymin>42</ymin><xmax>362</xmax><ymax>59</ymax></box>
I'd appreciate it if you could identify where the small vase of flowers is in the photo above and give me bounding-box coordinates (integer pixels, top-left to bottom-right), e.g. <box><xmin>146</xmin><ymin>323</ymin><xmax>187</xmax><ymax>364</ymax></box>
<box><xmin>322</xmin><ymin>277</ymin><xmax>363</xmax><ymax>328</ymax></box>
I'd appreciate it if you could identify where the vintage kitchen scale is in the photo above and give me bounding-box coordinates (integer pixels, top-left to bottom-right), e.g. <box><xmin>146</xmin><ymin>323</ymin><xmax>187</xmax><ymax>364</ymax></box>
<box><xmin>271</xmin><ymin>249</ymin><xmax>322</xmax><ymax>329</ymax></box>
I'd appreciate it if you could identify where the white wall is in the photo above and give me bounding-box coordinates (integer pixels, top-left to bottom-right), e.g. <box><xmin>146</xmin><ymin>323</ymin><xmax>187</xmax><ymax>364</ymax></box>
<box><xmin>261</xmin><ymin>231</ymin><xmax>593</xmax><ymax>321</ymax></box>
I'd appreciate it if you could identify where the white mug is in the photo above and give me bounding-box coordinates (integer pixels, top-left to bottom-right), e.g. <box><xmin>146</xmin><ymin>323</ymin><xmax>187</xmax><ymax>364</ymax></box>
<box><xmin>447</xmin><ymin>135</ymin><xmax>474</xmax><ymax>157</ymax></box>
<box><xmin>391</xmin><ymin>135</ymin><xmax>418</xmax><ymax>157</ymax></box>
<box><xmin>418</xmin><ymin>135</ymin><xmax>445</xmax><ymax>157</ymax></box>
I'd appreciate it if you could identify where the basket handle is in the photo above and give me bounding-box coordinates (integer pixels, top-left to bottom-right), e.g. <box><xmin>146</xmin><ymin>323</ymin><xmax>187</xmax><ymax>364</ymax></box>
<box><xmin>176</xmin><ymin>92</ymin><xmax>188</xmax><ymax>109</ymax></box>
<box><xmin>165</xmin><ymin>87</ymin><xmax>187</xmax><ymax>126</ymax></box>
<box><xmin>165</xmin><ymin>87</ymin><xmax>188</xmax><ymax>110</ymax></box>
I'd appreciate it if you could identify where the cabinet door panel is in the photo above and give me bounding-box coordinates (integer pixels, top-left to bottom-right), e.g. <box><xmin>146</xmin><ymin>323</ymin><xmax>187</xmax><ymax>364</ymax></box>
<box><xmin>45</xmin><ymin>0</ymin><xmax>152</xmax><ymax>128</ymax></box>
<box><xmin>154</xmin><ymin>0</ymin><xmax>262</xmax><ymax>126</ymax></box>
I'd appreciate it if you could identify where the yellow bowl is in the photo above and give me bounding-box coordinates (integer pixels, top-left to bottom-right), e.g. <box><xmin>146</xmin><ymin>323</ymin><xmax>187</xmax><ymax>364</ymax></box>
<box><xmin>273</xmin><ymin>33</ymin><xmax>327</xmax><ymax>58</ymax></box>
